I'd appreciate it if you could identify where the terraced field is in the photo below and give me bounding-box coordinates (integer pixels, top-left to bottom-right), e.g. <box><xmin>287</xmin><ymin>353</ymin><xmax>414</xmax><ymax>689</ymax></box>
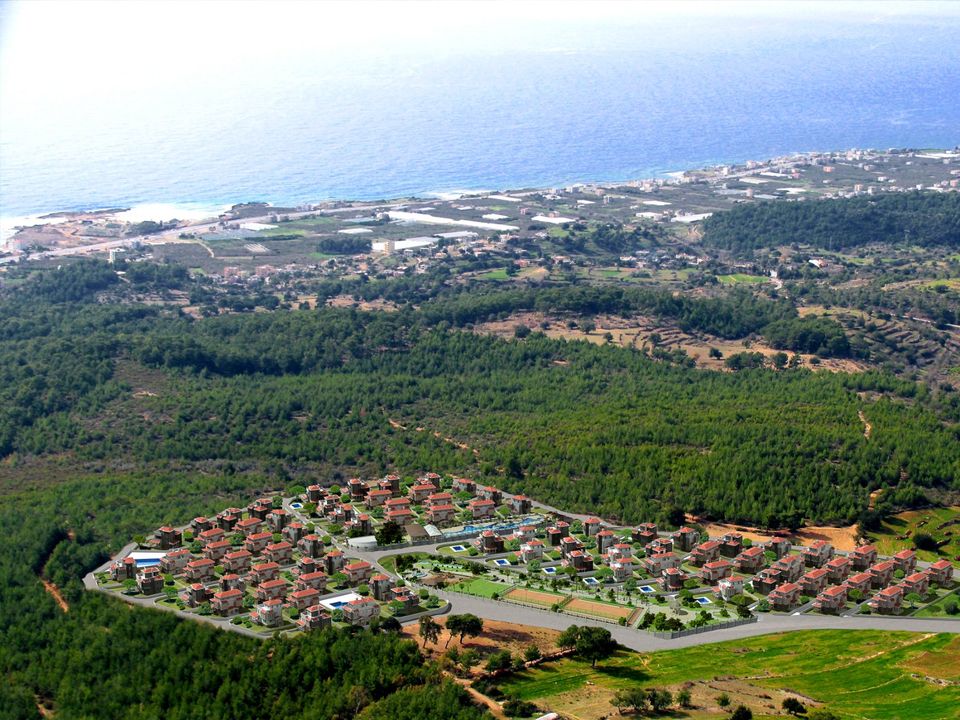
<box><xmin>867</xmin><ymin>506</ymin><xmax>960</xmax><ymax>563</ymax></box>
<box><xmin>500</xmin><ymin>630</ymin><xmax>960</xmax><ymax>720</ymax></box>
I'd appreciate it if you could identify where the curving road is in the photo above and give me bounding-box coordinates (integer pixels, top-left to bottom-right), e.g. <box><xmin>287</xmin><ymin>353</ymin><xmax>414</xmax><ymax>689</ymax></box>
<box><xmin>430</xmin><ymin>589</ymin><xmax>960</xmax><ymax>652</ymax></box>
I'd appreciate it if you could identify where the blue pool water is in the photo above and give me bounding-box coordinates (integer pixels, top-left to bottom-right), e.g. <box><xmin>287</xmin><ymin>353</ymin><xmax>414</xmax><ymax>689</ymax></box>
<box><xmin>583</xmin><ymin>577</ymin><xmax>600</xmax><ymax>586</ymax></box>
<box><xmin>695</xmin><ymin>597</ymin><xmax>712</xmax><ymax>605</ymax></box>
<box><xmin>493</xmin><ymin>559</ymin><xmax>510</xmax><ymax>567</ymax></box>
<box><xmin>543</xmin><ymin>567</ymin><xmax>557</xmax><ymax>575</ymax></box>
<box><xmin>639</xmin><ymin>585</ymin><xmax>655</xmax><ymax>594</ymax></box>
<box><xmin>290</xmin><ymin>502</ymin><xmax>303</xmax><ymax>509</ymax></box>
<box><xmin>450</xmin><ymin>545</ymin><xmax>466</xmax><ymax>552</ymax></box>
<box><xmin>328</xmin><ymin>600</ymin><xmax>348</xmax><ymax>609</ymax></box>
<box><xmin>135</xmin><ymin>559</ymin><xmax>161</xmax><ymax>567</ymax></box>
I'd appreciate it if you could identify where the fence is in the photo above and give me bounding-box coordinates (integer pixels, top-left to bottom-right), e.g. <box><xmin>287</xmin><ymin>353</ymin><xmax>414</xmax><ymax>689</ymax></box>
<box><xmin>648</xmin><ymin>615</ymin><xmax>758</xmax><ymax>639</ymax></box>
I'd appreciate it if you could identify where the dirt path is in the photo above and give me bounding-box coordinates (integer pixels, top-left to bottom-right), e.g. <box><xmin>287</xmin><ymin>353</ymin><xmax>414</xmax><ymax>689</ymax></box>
<box><xmin>859</xmin><ymin>409</ymin><xmax>873</xmax><ymax>439</ymax></box>
<box><xmin>455</xmin><ymin>678</ymin><xmax>507</xmax><ymax>719</ymax></box>
<box><xmin>40</xmin><ymin>577</ymin><xmax>70</xmax><ymax>613</ymax></box>
<box><xmin>388</xmin><ymin>418</ymin><xmax>479</xmax><ymax>456</ymax></box>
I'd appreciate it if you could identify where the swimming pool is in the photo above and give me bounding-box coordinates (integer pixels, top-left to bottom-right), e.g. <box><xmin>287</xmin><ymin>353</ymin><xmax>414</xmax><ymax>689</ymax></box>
<box><xmin>493</xmin><ymin>558</ymin><xmax>510</xmax><ymax>566</ymax></box>
<box><xmin>639</xmin><ymin>585</ymin><xmax>655</xmax><ymax>594</ymax></box>
<box><xmin>135</xmin><ymin>558</ymin><xmax>162</xmax><ymax>567</ymax></box>
<box><xmin>450</xmin><ymin>545</ymin><xmax>466</xmax><ymax>552</ymax></box>
<box><xmin>542</xmin><ymin>567</ymin><xmax>557</xmax><ymax>575</ymax></box>
<box><xmin>583</xmin><ymin>577</ymin><xmax>600</xmax><ymax>586</ymax></box>
<box><xmin>290</xmin><ymin>502</ymin><xmax>303</xmax><ymax>509</ymax></box>
<box><xmin>695</xmin><ymin>596</ymin><xmax>712</xmax><ymax>605</ymax></box>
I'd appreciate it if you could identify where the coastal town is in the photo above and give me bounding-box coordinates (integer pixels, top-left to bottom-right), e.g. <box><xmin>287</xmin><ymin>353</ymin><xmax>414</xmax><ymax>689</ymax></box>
<box><xmin>88</xmin><ymin>470</ymin><xmax>959</xmax><ymax>644</ymax></box>
<box><xmin>5</xmin><ymin>147</ymin><xmax>959</xmax><ymax>286</ymax></box>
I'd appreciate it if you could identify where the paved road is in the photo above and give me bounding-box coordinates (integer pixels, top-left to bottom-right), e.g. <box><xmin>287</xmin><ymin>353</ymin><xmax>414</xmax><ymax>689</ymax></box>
<box><xmin>433</xmin><ymin>590</ymin><xmax>960</xmax><ymax>652</ymax></box>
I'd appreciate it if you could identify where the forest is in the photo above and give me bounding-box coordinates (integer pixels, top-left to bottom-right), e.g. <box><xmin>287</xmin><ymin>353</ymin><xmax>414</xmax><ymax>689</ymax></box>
<box><xmin>701</xmin><ymin>191</ymin><xmax>960</xmax><ymax>253</ymax></box>
<box><xmin>2</xmin><ymin>259</ymin><xmax>960</xmax><ymax>718</ymax></box>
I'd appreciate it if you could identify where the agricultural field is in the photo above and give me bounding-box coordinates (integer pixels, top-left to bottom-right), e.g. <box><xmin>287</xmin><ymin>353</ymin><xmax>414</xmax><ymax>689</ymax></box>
<box><xmin>500</xmin><ymin>630</ymin><xmax>960</xmax><ymax>720</ymax></box>
<box><xmin>866</xmin><ymin>506</ymin><xmax>960</xmax><ymax>563</ymax></box>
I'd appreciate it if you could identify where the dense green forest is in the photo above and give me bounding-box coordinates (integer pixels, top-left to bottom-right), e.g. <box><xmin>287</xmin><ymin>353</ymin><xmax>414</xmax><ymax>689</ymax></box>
<box><xmin>2</xmin><ymin>267</ymin><xmax>958</xmax><ymax>527</ymax></box>
<box><xmin>702</xmin><ymin>191</ymin><xmax>960</xmax><ymax>252</ymax></box>
<box><xmin>2</xmin><ymin>259</ymin><xmax>959</xmax><ymax>718</ymax></box>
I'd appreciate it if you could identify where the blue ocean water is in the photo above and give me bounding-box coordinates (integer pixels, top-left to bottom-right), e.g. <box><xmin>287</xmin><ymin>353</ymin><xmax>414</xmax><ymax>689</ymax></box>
<box><xmin>1</xmin><ymin>10</ymin><xmax>959</xmax><ymax>224</ymax></box>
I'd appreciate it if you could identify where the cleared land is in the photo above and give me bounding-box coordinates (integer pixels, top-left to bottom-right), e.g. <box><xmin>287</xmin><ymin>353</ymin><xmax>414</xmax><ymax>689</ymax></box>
<box><xmin>500</xmin><ymin>630</ymin><xmax>960</xmax><ymax>720</ymax></box>
<box><xmin>504</xmin><ymin>587</ymin><xmax>568</xmax><ymax>607</ymax></box>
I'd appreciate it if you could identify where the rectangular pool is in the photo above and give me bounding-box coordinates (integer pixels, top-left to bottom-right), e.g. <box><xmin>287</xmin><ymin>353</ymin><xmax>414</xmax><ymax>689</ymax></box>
<box><xmin>450</xmin><ymin>545</ymin><xmax>467</xmax><ymax>552</ymax></box>
<box><xmin>583</xmin><ymin>577</ymin><xmax>600</xmax><ymax>586</ymax></box>
<box><xmin>542</xmin><ymin>567</ymin><xmax>557</xmax><ymax>575</ymax></box>
<box><xmin>639</xmin><ymin>585</ymin><xmax>655</xmax><ymax>594</ymax></box>
<box><xmin>695</xmin><ymin>596</ymin><xmax>712</xmax><ymax>605</ymax></box>
<box><xmin>493</xmin><ymin>558</ymin><xmax>510</xmax><ymax>566</ymax></box>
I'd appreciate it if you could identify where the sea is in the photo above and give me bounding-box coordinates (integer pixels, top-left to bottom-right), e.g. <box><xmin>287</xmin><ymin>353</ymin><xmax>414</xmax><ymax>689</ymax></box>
<box><xmin>1</xmin><ymin>7</ymin><xmax>959</xmax><ymax>237</ymax></box>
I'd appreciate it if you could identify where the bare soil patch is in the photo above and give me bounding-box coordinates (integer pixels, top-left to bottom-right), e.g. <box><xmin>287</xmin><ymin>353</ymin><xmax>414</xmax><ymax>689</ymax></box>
<box><xmin>695</xmin><ymin>517</ymin><xmax>860</xmax><ymax>552</ymax></box>
<box><xmin>403</xmin><ymin>618</ymin><xmax>561</xmax><ymax>663</ymax></box>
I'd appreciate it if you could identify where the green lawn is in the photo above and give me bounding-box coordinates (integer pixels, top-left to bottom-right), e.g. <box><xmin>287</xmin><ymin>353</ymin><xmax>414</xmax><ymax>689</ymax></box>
<box><xmin>914</xmin><ymin>589</ymin><xmax>960</xmax><ymax>618</ymax></box>
<box><xmin>476</xmin><ymin>268</ymin><xmax>510</xmax><ymax>281</ymax></box>
<box><xmin>499</xmin><ymin>630</ymin><xmax>960</xmax><ymax>719</ymax></box>
<box><xmin>717</xmin><ymin>273</ymin><xmax>768</xmax><ymax>285</ymax></box>
<box><xmin>448</xmin><ymin>577</ymin><xmax>512</xmax><ymax>598</ymax></box>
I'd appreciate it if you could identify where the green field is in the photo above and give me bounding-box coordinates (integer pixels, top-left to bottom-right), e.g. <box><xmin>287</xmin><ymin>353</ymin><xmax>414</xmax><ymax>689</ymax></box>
<box><xmin>448</xmin><ymin>577</ymin><xmax>512</xmax><ymax>598</ymax></box>
<box><xmin>867</xmin><ymin>506</ymin><xmax>960</xmax><ymax>562</ymax></box>
<box><xmin>717</xmin><ymin>273</ymin><xmax>768</xmax><ymax>285</ymax></box>
<box><xmin>499</xmin><ymin>631</ymin><xmax>960</xmax><ymax>720</ymax></box>
<box><xmin>477</xmin><ymin>268</ymin><xmax>510</xmax><ymax>281</ymax></box>
<box><xmin>914</xmin><ymin>589</ymin><xmax>960</xmax><ymax>618</ymax></box>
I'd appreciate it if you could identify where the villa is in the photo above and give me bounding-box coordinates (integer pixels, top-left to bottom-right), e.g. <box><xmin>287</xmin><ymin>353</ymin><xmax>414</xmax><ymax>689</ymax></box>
<box><xmin>160</xmin><ymin>548</ymin><xmax>192</xmax><ymax>574</ymax></box>
<box><xmin>155</xmin><ymin>526</ymin><xmax>182</xmax><ymax>550</ymax></box>
<box><xmin>812</xmin><ymin>585</ymin><xmax>847</xmax><ymax>614</ymax></box>
<box><xmin>892</xmin><ymin>549</ymin><xmax>917</xmax><ymax>574</ymax></box>
<box><xmin>250</xmin><ymin>562</ymin><xmax>280</xmax><ymax>584</ymax></box>
<box><xmin>289</xmin><ymin>588</ymin><xmax>321</xmax><ymax>611</ymax></box>
<box><xmin>928</xmin><ymin>559</ymin><xmax>954</xmax><ymax>587</ymax></box>
<box><xmin>343</xmin><ymin>597</ymin><xmax>381</xmax><ymax>627</ymax></box>
<box><xmin>211</xmin><ymin>588</ymin><xmax>244</xmax><ymax>616</ymax></box>
<box><xmin>295</xmin><ymin>570</ymin><xmax>328</xmax><ymax>593</ymax></box>
<box><xmin>868</xmin><ymin>584</ymin><xmax>904</xmax><ymax>614</ymax></box>
<box><xmin>802</xmin><ymin>540</ymin><xmax>834</xmax><ymax>568</ymax></box>
<box><xmin>519</xmin><ymin>539</ymin><xmax>544</xmax><ymax>563</ymax></box>
<box><xmin>700</xmin><ymin>559</ymin><xmax>733</xmax><ymax>583</ymax></box>
<box><xmin>345</xmin><ymin>560</ymin><xmax>373</xmax><ymax>585</ymax></box>
<box><xmin>468</xmin><ymin>499</ymin><xmax>495</xmax><ymax>519</ymax></box>
<box><xmin>254</xmin><ymin>598</ymin><xmax>284</xmax><ymax>627</ymax></box>
<box><xmin>690</xmin><ymin>540</ymin><xmax>722</xmax><ymax>567</ymax></box>
<box><xmin>768</xmin><ymin>582</ymin><xmax>802</xmax><ymax>611</ymax></box>
<box><xmin>900</xmin><ymin>571</ymin><xmax>929</xmax><ymax>597</ymax></box>
<box><xmin>800</xmin><ymin>567</ymin><xmax>830</xmax><ymax>596</ymax></box>
<box><xmin>673</xmin><ymin>526</ymin><xmax>700</xmax><ymax>551</ymax></box>
<box><xmin>825</xmin><ymin>556</ymin><xmax>851</xmax><ymax>583</ymax></box>
<box><xmin>868</xmin><ymin>560</ymin><xmax>896</xmax><ymax>589</ymax></box>
<box><xmin>632</xmin><ymin>523</ymin><xmax>658</xmax><ymax>545</ymax></box>
<box><xmin>734</xmin><ymin>546</ymin><xmax>765</xmax><ymax>573</ymax></box>
<box><xmin>184</xmin><ymin>558</ymin><xmax>214</xmax><ymax>582</ymax></box>
<box><xmin>299</xmin><ymin>605</ymin><xmax>332</xmax><ymax>631</ymax></box>
<box><xmin>715</xmin><ymin>575</ymin><xmax>745</xmax><ymax>600</ymax></box>
<box><xmin>850</xmin><ymin>544</ymin><xmax>878</xmax><ymax>570</ymax></box>
<box><xmin>255</xmin><ymin>579</ymin><xmax>288</xmax><ymax>602</ymax></box>
<box><xmin>508</xmin><ymin>495</ymin><xmax>532</xmax><ymax>514</ymax></box>
<box><xmin>244</xmin><ymin>531</ymin><xmax>273</xmax><ymax>555</ymax></box>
